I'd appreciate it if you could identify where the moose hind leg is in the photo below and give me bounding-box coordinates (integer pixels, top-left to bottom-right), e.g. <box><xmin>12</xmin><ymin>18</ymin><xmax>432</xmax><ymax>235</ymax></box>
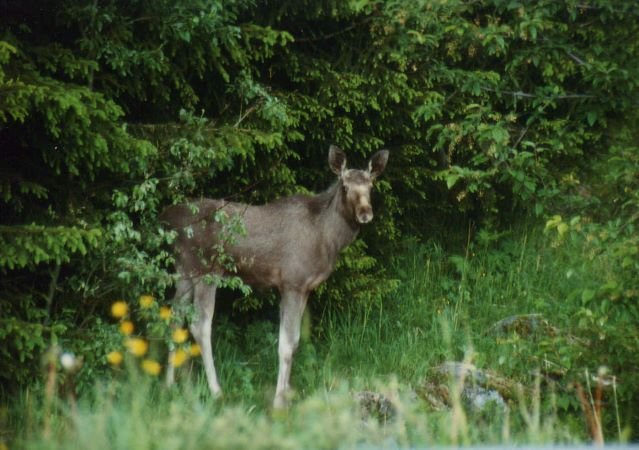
<box><xmin>166</xmin><ymin>278</ymin><xmax>193</xmax><ymax>387</ymax></box>
<box><xmin>274</xmin><ymin>289</ymin><xmax>309</xmax><ymax>409</ymax></box>
<box><xmin>190</xmin><ymin>277</ymin><xmax>222</xmax><ymax>397</ymax></box>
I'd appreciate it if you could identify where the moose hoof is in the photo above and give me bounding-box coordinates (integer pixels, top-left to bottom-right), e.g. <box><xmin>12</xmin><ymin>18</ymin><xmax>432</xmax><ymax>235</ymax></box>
<box><xmin>273</xmin><ymin>389</ymin><xmax>295</xmax><ymax>411</ymax></box>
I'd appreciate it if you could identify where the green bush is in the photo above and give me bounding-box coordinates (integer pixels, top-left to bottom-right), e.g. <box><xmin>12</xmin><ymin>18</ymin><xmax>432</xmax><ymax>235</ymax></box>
<box><xmin>543</xmin><ymin>138</ymin><xmax>639</xmax><ymax>433</ymax></box>
<box><xmin>2</xmin><ymin>0</ymin><xmax>639</xmax><ymax>403</ymax></box>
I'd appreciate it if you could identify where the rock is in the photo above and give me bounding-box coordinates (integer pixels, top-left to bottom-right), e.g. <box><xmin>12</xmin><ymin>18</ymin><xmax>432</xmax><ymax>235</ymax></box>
<box><xmin>462</xmin><ymin>386</ymin><xmax>506</xmax><ymax>411</ymax></box>
<box><xmin>417</xmin><ymin>382</ymin><xmax>449</xmax><ymax>410</ymax></box>
<box><xmin>354</xmin><ymin>391</ymin><xmax>397</xmax><ymax>422</ymax></box>
<box><xmin>433</xmin><ymin>362</ymin><xmax>524</xmax><ymax>400</ymax></box>
<box><xmin>416</xmin><ymin>362</ymin><xmax>522</xmax><ymax>412</ymax></box>
<box><xmin>487</xmin><ymin>313</ymin><xmax>589</xmax><ymax>347</ymax></box>
<box><xmin>487</xmin><ymin>313</ymin><xmax>558</xmax><ymax>338</ymax></box>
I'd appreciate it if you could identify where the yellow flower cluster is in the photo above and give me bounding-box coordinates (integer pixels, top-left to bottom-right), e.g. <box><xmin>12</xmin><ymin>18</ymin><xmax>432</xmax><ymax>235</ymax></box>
<box><xmin>106</xmin><ymin>297</ymin><xmax>201</xmax><ymax>377</ymax></box>
<box><xmin>171</xmin><ymin>349</ymin><xmax>189</xmax><ymax>368</ymax></box>
<box><xmin>141</xmin><ymin>359</ymin><xmax>161</xmax><ymax>376</ymax></box>
<box><xmin>126</xmin><ymin>337</ymin><xmax>148</xmax><ymax>357</ymax></box>
<box><xmin>169</xmin><ymin>343</ymin><xmax>201</xmax><ymax>368</ymax></box>
<box><xmin>139</xmin><ymin>294</ymin><xmax>155</xmax><ymax>309</ymax></box>
<box><xmin>111</xmin><ymin>301</ymin><xmax>128</xmax><ymax>319</ymax></box>
<box><xmin>172</xmin><ymin>328</ymin><xmax>189</xmax><ymax>344</ymax></box>
<box><xmin>159</xmin><ymin>306</ymin><xmax>172</xmax><ymax>320</ymax></box>
<box><xmin>107</xmin><ymin>351</ymin><xmax>123</xmax><ymax>366</ymax></box>
<box><xmin>119</xmin><ymin>320</ymin><xmax>134</xmax><ymax>335</ymax></box>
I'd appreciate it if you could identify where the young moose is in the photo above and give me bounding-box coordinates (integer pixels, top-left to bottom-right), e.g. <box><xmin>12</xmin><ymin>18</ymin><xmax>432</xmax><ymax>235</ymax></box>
<box><xmin>161</xmin><ymin>145</ymin><xmax>389</xmax><ymax>408</ymax></box>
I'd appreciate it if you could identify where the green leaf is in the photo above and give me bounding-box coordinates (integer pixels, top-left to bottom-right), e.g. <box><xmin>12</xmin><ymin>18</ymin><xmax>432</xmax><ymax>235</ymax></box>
<box><xmin>446</xmin><ymin>174</ymin><xmax>461</xmax><ymax>189</ymax></box>
<box><xmin>581</xmin><ymin>289</ymin><xmax>595</xmax><ymax>302</ymax></box>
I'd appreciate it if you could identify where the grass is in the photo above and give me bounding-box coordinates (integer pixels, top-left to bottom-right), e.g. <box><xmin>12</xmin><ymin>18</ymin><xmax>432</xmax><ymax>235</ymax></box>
<box><xmin>5</xmin><ymin>223</ymin><xmax>636</xmax><ymax>448</ymax></box>
<box><xmin>10</xmin><ymin>375</ymin><xmax>578</xmax><ymax>450</ymax></box>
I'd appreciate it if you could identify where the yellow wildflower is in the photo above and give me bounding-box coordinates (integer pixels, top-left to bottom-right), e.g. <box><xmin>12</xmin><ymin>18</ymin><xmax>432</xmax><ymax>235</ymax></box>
<box><xmin>159</xmin><ymin>306</ymin><xmax>172</xmax><ymax>321</ymax></box>
<box><xmin>171</xmin><ymin>349</ymin><xmax>189</xmax><ymax>368</ymax></box>
<box><xmin>139</xmin><ymin>295</ymin><xmax>155</xmax><ymax>309</ymax></box>
<box><xmin>141</xmin><ymin>359</ymin><xmax>161</xmax><ymax>376</ymax></box>
<box><xmin>172</xmin><ymin>328</ymin><xmax>189</xmax><ymax>344</ymax></box>
<box><xmin>111</xmin><ymin>301</ymin><xmax>128</xmax><ymax>319</ymax></box>
<box><xmin>106</xmin><ymin>351</ymin><xmax>123</xmax><ymax>366</ymax></box>
<box><xmin>119</xmin><ymin>320</ymin><xmax>134</xmax><ymax>335</ymax></box>
<box><xmin>125</xmin><ymin>337</ymin><xmax>148</xmax><ymax>357</ymax></box>
<box><xmin>189</xmin><ymin>343</ymin><xmax>201</xmax><ymax>357</ymax></box>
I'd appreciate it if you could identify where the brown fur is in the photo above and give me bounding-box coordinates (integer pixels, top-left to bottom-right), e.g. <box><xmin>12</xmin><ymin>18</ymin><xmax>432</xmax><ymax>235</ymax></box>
<box><xmin>161</xmin><ymin>146</ymin><xmax>388</xmax><ymax>408</ymax></box>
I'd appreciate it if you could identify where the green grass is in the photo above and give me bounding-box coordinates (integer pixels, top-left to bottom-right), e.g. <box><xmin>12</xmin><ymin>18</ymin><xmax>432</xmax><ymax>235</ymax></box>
<box><xmin>313</xmin><ymin>231</ymin><xmax>574</xmax><ymax>386</ymax></box>
<box><xmin>10</xmin><ymin>375</ymin><xmax>579</xmax><ymax>450</ymax></box>
<box><xmin>6</xmin><ymin>224</ymin><xmax>636</xmax><ymax>448</ymax></box>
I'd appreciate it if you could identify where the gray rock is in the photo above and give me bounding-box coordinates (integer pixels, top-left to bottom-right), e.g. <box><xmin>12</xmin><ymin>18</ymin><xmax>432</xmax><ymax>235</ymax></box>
<box><xmin>462</xmin><ymin>385</ymin><xmax>507</xmax><ymax>411</ymax></box>
<box><xmin>417</xmin><ymin>362</ymin><xmax>523</xmax><ymax>412</ymax></box>
<box><xmin>355</xmin><ymin>391</ymin><xmax>397</xmax><ymax>422</ymax></box>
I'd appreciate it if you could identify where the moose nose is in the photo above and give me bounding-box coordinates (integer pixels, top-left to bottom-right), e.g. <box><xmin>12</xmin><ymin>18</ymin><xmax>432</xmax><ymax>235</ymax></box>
<box><xmin>357</xmin><ymin>210</ymin><xmax>373</xmax><ymax>224</ymax></box>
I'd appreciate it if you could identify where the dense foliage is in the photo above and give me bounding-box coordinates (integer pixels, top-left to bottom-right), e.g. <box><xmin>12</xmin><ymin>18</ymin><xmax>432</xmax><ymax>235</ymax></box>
<box><xmin>1</xmin><ymin>0</ymin><xmax>638</xmax><ymax>436</ymax></box>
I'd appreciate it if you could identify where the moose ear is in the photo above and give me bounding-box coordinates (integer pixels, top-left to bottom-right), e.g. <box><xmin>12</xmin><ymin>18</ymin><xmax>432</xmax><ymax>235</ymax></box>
<box><xmin>328</xmin><ymin>145</ymin><xmax>347</xmax><ymax>176</ymax></box>
<box><xmin>368</xmin><ymin>150</ymin><xmax>389</xmax><ymax>179</ymax></box>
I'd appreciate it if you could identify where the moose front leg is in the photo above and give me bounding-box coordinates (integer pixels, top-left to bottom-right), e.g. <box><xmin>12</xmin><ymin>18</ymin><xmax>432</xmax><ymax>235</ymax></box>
<box><xmin>166</xmin><ymin>278</ymin><xmax>193</xmax><ymax>387</ymax></box>
<box><xmin>274</xmin><ymin>289</ymin><xmax>309</xmax><ymax>409</ymax></box>
<box><xmin>190</xmin><ymin>278</ymin><xmax>222</xmax><ymax>398</ymax></box>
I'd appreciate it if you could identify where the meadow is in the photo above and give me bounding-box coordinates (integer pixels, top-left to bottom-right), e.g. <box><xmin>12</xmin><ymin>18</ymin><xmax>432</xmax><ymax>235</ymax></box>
<box><xmin>5</xmin><ymin>222</ymin><xmax>633</xmax><ymax>449</ymax></box>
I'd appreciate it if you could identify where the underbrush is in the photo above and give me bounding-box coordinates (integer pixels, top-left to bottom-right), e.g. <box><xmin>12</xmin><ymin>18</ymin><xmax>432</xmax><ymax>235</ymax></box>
<box><xmin>5</xmin><ymin>223</ymin><xmax>637</xmax><ymax>448</ymax></box>
<box><xmin>315</xmin><ymin>225</ymin><xmax>636</xmax><ymax>442</ymax></box>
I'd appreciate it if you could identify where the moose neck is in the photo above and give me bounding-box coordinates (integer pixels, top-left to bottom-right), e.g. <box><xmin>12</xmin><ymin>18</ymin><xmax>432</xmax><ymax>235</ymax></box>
<box><xmin>317</xmin><ymin>181</ymin><xmax>360</xmax><ymax>254</ymax></box>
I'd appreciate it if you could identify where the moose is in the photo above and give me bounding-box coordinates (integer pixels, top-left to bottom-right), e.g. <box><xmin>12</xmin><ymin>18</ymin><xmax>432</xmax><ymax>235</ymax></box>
<box><xmin>161</xmin><ymin>145</ymin><xmax>389</xmax><ymax>408</ymax></box>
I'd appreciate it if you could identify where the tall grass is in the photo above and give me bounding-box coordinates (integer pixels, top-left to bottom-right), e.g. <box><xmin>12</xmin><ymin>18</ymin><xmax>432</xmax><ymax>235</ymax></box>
<box><xmin>11</xmin><ymin>372</ymin><xmax>578</xmax><ymax>450</ymax></box>
<box><xmin>8</xmin><ymin>224</ymin><xmax>633</xmax><ymax>448</ymax></box>
<box><xmin>315</xmin><ymin>231</ymin><xmax>550</xmax><ymax>383</ymax></box>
